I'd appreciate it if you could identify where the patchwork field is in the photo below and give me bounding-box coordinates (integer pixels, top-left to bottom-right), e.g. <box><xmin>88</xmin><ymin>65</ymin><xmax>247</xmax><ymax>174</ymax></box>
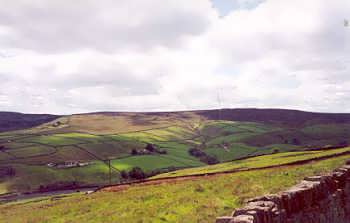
<box><xmin>1</xmin><ymin>150</ymin><xmax>349</xmax><ymax>223</ymax></box>
<box><xmin>0</xmin><ymin>109</ymin><xmax>350</xmax><ymax>195</ymax></box>
<box><xmin>151</xmin><ymin>147</ymin><xmax>350</xmax><ymax>178</ymax></box>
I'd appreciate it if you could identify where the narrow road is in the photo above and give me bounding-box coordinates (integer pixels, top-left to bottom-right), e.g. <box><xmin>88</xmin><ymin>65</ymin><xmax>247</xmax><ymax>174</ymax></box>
<box><xmin>0</xmin><ymin>186</ymin><xmax>98</xmax><ymax>203</ymax></box>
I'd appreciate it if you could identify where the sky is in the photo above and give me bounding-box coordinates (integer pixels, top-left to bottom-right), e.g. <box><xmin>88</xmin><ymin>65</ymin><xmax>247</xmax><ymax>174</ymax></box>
<box><xmin>0</xmin><ymin>0</ymin><xmax>349</xmax><ymax>114</ymax></box>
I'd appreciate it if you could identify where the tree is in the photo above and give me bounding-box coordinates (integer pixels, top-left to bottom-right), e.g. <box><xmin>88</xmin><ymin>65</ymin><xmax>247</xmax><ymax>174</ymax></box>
<box><xmin>188</xmin><ymin>148</ymin><xmax>218</xmax><ymax>165</ymax></box>
<box><xmin>120</xmin><ymin>170</ymin><xmax>128</xmax><ymax>179</ymax></box>
<box><xmin>200</xmin><ymin>155</ymin><xmax>219</xmax><ymax>165</ymax></box>
<box><xmin>188</xmin><ymin>148</ymin><xmax>205</xmax><ymax>157</ymax></box>
<box><xmin>128</xmin><ymin>167</ymin><xmax>146</xmax><ymax>180</ymax></box>
<box><xmin>145</xmin><ymin>144</ymin><xmax>156</xmax><ymax>152</ymax></box>
<box><xmin>158</xmin><ymin>149</ymin><xmax>167</xmax><ymax>154</ymax></box>
<box><xmin>131</xmin><ymin>149</ymin><xmax>138</xmax><ymax>155</ymax></box>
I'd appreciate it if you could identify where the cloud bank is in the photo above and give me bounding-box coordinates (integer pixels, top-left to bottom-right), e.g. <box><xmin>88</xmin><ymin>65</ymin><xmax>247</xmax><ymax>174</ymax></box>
<box><xmin>0</xmin><ymin>0</ymin><xmax>349</xmax><ymax>114</ymax></box>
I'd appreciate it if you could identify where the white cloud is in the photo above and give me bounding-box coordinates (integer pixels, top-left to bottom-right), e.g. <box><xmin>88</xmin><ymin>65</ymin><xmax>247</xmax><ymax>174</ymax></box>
<box><xmin>0</xmin><ymin>0</ymin><xmax>349</xmax><ymax>114</ymax></box>
<box><xmin>0</xmin><ymin>0</ymin><xmax>216</xmax><ymax>53</ymax></box>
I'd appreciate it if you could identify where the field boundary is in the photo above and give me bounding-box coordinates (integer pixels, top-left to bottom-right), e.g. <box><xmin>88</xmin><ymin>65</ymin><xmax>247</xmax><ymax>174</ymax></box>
<box><xmin>100</xmin><ymin>149</ymin><xmax>350</xmax><ymax>192</ymax></box>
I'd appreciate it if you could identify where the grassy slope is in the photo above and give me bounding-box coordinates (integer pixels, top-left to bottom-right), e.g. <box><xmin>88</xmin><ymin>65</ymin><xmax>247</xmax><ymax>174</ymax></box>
<box><xmin>152</xmin><ymin>147</ymin><xmax>350</xmax><ymax>178</ymax></box>
<box><xmin>1</xmin><ymin>153</ymin><xmax>349</xmax><ymax>223</ymax></box>
<box><xmin>3</xmin><ymin>162</ymin><xmax>117</xmax><ymax>192</ymax></box>
<box><xmin>0</xmin><ymin>114</ymin><xmax>204</xmax><ymax>193</ymax></box>
<box><xmin>0</xmin><ymin>112</ymin><xmax>60</xmax><ymax>133</ymax></box>
<box><xmin>1</xmin><ymin>111</ymin><xmax>350</xmax><ymax>195</ymax></box>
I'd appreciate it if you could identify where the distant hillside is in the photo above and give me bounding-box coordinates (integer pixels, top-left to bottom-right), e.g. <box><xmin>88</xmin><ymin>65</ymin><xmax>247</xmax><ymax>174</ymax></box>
<box><xmin>87</xmin><ymin>108</ymin><xmax>350</xmax><ymax>127</ymax></box>
<box><xmin>196</xmin><ymin>108</ymin><xmax>350</xmax><ymax>127</ymax></box>
<box><xmin>1</xmin><ymin>108</ymin><xmax>350</xmax><ymax>195</ymax></box>
<box><xmin>0</xmin><ymin>112</ymin><xmax>60</xmax><ymax>132</ymax></box>
<box><xmin>1</xmin><ymin>108</ymin><xmax>350</xmax><ymax>132</ymax></box>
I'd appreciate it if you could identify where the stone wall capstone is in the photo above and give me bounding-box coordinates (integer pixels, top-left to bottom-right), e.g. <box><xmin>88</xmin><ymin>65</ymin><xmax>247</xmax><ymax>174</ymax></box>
<box><xmin>216</xmin><ymin>160</ymin><xmax>350</xmax><ymax>223</ymax></box>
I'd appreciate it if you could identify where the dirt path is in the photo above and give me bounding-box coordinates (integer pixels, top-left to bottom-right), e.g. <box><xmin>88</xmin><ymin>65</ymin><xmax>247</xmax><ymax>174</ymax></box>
<box><xmin>100</xmin><ymin>150</ymin><xmax>350</xmax><ymax>192</ymax></box>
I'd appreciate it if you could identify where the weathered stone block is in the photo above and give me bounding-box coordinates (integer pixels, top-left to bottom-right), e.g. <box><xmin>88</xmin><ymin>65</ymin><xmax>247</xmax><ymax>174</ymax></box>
<box><xmin>216</xmin><ymin>216</ymin><xmax>234</xmax><ymax>223</ymax></box>
<box><xmin>215</xmin><ymin>162</ymin><xmax>350</xmax><ymax>223</ymax></box>
<box><xmin>231</xmin><ymin>215</ymin><xmax>254</xmax><ymax>223</ymax></box>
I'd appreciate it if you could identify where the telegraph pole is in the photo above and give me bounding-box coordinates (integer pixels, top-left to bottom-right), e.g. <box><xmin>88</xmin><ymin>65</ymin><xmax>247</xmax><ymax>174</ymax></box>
<box><xmin>108</xmin><ymin>159</ymin><xmax>112</xmax><ymax>185</ymax></box>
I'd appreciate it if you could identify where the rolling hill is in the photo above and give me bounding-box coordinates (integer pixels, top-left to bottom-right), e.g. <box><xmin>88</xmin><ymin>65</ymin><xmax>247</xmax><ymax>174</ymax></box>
<box><xmin>0</xmin><ymin>108</ymin><xmax>350</xmax><ymax>195</ymax></box>
<box><xmin>1</xmin><ymin>148</ymin><xmax>350</xmax><ymax>222</ymax></box>
<box><xmin>198</xmin><ymin>108</ymin><xmax>350</xmax><ymax>127</ymax></box>
<box><xmin>0</xmin><ymin>112</ymin><xmax>60</xmax><ymax>132</ymax></box>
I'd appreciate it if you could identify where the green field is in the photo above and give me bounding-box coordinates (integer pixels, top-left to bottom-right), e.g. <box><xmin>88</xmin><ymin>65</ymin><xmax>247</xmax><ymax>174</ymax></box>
<box><xmin>0</xmin><ymin>112</ymin><xmax>350</xmax><ymax>195</ymax></box>
<box><xmin>1</xmin><ymin>151</ymin><xmax>349</xmax><ymax>223</ymax></box>
<box><xmin>152</xmin><ymin>147</ymin><xmax>350</xmax><ymax>178</ymax></box>
<box><xmin>0</xmin><ymin>110</ymin><xmax>350</xmax><ymax>222</ymax></box>
<box><xmin>2</xmin><ymin>162</ymin><xmax>117</xmax><ymax>192</ymax></box>
<box><xmin>112</xmin><ymin>155</ymin><xmax>200</xmax><ymax>173</ymax></box>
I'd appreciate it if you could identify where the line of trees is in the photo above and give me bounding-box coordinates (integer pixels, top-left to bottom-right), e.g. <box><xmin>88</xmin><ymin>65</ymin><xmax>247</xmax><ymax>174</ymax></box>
<box><xmin>120</xmin><ymin>167</ymin><xmax>146</xmax><ymax>180</ymax></box>
<box><xmin>188</xmin><ymin>148</ymin><xmax>219</xmax><ymax>165</ymax></box>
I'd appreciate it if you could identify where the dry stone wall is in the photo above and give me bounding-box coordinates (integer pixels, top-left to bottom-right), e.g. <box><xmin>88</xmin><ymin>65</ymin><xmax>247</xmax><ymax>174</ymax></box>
<box><xmin>216</xmin><ymin>160</ymin><xmax>350</xmax><ymax>223</ymax></box>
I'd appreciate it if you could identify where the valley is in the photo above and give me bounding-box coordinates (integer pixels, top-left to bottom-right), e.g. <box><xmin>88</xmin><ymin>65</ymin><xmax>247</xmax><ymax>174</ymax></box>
<box><xmin>1</xmin><ymin>109</ymin><xmax>350</xmax><ymax>222</ymax></box>
<box><xmin>1</xmin><ymin>109</ymin><xmax>350</xmax><ymax>195</ymax></box>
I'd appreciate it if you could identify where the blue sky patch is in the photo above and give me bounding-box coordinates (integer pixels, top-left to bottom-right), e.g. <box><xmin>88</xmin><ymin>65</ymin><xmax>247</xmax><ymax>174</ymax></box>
<box><xmin>211</xmin><ymin>0</ymin><xmax>265</xmax><ymax>16</ymax></box>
